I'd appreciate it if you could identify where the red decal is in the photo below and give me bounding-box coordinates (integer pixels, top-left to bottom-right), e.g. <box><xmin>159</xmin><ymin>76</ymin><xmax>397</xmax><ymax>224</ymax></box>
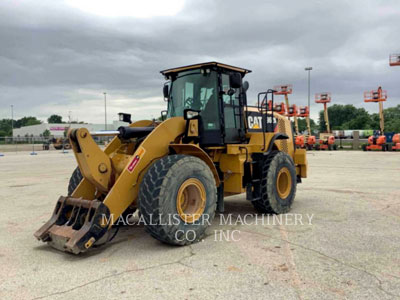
<box><xmin>128</xmin><ymin>155</ymin><xmax>140</xmax><ymax>172</ymax></box>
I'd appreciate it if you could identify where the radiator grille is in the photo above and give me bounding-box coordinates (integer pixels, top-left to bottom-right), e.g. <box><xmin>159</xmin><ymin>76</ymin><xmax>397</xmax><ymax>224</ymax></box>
<box><xmin>277</xmin><ymin>119</ymin><xmax>289</xmax><ymax>153</ymax></box>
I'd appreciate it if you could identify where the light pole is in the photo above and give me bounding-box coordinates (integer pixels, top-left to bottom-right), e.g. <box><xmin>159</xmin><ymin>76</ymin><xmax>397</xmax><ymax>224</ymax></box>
<box><xmin>305</xmin><ymin>67</ymin><xmax>313</xmax><ymax>113</ymax></box>
<box><xmin>103</xmin><ymin>92</ymin><xmax>107</xmax><ymax>131</ymax></box>
<box><xmin>11</xmin><ymin>105</ymin><xmax>14</xmax><ymax>138</ymax></box>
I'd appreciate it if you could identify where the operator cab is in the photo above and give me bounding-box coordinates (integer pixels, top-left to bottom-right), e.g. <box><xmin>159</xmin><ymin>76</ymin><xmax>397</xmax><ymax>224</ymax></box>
<box><xmin>161</xmin><ymin>62</ymin><xmax>251</xmax><ymax>146</ymax></box>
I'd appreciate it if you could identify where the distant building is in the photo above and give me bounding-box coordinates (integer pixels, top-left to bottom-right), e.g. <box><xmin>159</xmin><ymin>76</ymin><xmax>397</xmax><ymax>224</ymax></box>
<box><xmin>13</xmin><ymin>120</ymin><xmax>129</xmax><ymax>137</ymax></box>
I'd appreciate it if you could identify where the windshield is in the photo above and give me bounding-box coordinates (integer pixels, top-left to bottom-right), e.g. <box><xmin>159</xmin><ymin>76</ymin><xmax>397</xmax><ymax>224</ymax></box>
<box><xmin>167</xmin><ymin>70</ymin><xmax>219</xmax><ymax>130</ymax></box>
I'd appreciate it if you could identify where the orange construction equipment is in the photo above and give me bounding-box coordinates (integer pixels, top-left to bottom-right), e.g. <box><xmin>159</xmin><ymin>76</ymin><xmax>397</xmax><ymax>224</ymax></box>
<box><xmin>273</xmin><ymin>85</ymin><xmax>318</xmax><ymax>150</ymax></box>
<box><xmin>295</xmin><ymin>135</ymin><xmax>305</xmax><ymax>148</ymax></box>
<box><xmin>287</xmin><ymin>104</ymin><xmax>299</xmax><ymax>135</ymax></box>
<box><xmin>274</xmin><ymin>85</ymin><xmax>314</xmax><ymax>150</ymax></box>
<box><xmin>274</xmin><ymin>85</ymin><xmax>293</xmax><ymax>116</ymax></box>
<box><xmin>362</xmin><ymin>87</ymin><xmax>387</xmax><ymax>151</ymax></box>
<box><xmin>389</xmin><ymin>53</ymin><xmax>400</xmax><ymax>66</ymax></box>
<box><xmin>315</xmin><ymin>93</ymin><xmax>331</xmax><ymax>132</ymax></box>
<box><xmin>264</xmin><ymin>100</ymin><xmax>286</xmax><ymax>115</ymax></box>
<box><xmin>391</xmin><ymin>134</ymin><xmax>400</xmax><ymax>151</ymax></box>
<box><xmin>286</xmin><ymin>104</ymin><xmax>298</xmax><ymax>117</ymax></box>
<box><xmin>274</xmin><ymin>84</ymin><xmax>300</xmax><ymax>139</ymax></box>
<box><xmin>363</xmin><ymin>135</ymin><xmax>386</xmax><ymax>151</ymax></box>
<box><xmin>273</xmin><ymin>84</ymin><xmax>293</xmax><ymax>96</ymax></box>
<box><xmin>274</xmin><ymin>102</ymin><xmax>286</xmax><ymax>115</ymax></box>
<box><xmin>315</xmin><ymin>93</ymin><xmax>336</xmax><ymax>150</ymax></box>
<box><xmin>297</xmin><ymin>106</ymin><xmax>316</xmax><ymax>150</ymax></box>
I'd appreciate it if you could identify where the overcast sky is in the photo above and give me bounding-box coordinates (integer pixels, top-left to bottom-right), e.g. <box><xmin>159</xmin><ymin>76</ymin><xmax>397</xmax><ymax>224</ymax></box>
<box><xmin>0</xmin><ymin>0</ymin><xmax>399</xmax><ymax>124</ymax></box>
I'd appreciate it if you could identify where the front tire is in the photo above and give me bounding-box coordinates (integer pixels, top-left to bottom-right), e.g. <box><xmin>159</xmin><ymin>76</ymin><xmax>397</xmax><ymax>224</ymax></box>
<box><xmin>139</xmin><ymin>155</ymin><xmax>217</xmax><ymax>246</ymax></box>
<box><xmin>252</xmin><ymin>151</ymin><xmax>297</xmax><ymax>214</ymax></box>
<box><xmin>68</xmin><ymin>167</ymin><xmax>83</xmax><ymax>195</ymax></box>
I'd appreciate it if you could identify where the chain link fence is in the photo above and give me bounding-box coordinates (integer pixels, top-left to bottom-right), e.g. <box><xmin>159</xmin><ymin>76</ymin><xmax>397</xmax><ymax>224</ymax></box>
<box><xmin>0</xmin><ymin>136</ymin><xmax>109</xmax><ymax>155</ymax></box>
<box><xmin>0</xmin><ymin>136</ymin><xmax>49</xmax><ymax>154</ymax></box>
<box><xmin>0</xmin><ymin>131</ymin><xmax>370</xmax><ymax>155</ymax></box>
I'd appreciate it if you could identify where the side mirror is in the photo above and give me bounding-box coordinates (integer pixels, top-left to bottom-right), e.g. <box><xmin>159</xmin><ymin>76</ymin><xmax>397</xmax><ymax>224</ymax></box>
<box><xmin>243</xmin><ymin>81</ymin><xmax>249</xmax><ymax>92</ymax></box>
<box><xmin>161</xmin><ymin>110</ymin><xmax>168</xmax><ymax>121</ymax></box>
<box><xmin>163</xmin><ymin>83</ymin><xmax>170</xmax><ymax>101</ymax></box>
<box><xmin>229</xmin><ymin>73</ymin><xmax>242</xmax><ymax>89</ymax></box>
<box><xmin>118</xmin><ymin>112</ymin><xmax>132</xmax><ymax>124</ymax></box>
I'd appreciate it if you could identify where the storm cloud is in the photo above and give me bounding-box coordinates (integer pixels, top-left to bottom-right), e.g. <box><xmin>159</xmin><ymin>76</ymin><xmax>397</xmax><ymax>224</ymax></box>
<box><xmin>0</xmin><ymin>0</ymin><xmax>399</xmax><ymax>123</ymax></box>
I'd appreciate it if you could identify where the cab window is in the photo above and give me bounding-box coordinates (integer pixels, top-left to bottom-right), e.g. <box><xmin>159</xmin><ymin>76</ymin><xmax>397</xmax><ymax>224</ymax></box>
<box><xmin>168</xmin><ymin>70</ymin><xmax>219</xmax><ymax>130</ymax></box>
<box><xmin>221</xmin><ymin>74</ymin><xmax>240</xmax><ymax>105</ymax></box>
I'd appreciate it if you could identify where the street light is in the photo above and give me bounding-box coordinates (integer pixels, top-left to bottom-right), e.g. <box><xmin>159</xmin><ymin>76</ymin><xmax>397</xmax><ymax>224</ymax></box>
<box><xmin>305</xmin><ymin>67</ymin><xmax>313</xmax><ymax>114</ymax></box>
<box><xmin>103</xmin><ymin>92</ymin><xmax>107</xmax><ymax>131</ymax></box>
<box><xmin>11</xmin><ymin>105</ymin><xmax>14</xmax><ymax>138</ymax></box>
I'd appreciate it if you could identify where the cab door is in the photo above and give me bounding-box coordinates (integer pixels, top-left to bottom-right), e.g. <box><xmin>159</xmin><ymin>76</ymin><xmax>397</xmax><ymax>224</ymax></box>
<box><xmin>221</xmin><ymin>73</ymin><xmax>245</xmax><ymax>143</ymax></box>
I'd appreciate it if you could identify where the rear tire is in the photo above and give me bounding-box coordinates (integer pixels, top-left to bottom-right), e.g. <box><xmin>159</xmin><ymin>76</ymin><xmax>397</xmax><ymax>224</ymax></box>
<box><xmin>139</xmin><ymin>155</ymin><xmax>217</xmax><ymax>246</ymax></box>
<box><xmin>362</xmin><ymin>144</ymin><xmax>367</xmax><ymax>151</ymax></box>
<box><xmin>333</xmin><ymin>144</ymin><xmax>338</xmax><ymax>150</ymax></box>
<box><xmin>252</xmin><ymin>151</ymin><xmax>297</xmax><ymax>214</ymax></box>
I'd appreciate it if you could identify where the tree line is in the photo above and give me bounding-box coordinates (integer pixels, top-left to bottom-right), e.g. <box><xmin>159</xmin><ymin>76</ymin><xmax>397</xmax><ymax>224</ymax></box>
<box><xmin>317</xmin><ymin>104</ymin><xmax>400</xmax><ymax>133</ymax></box>
<box><xmin>290</xmin><ymin>104</ymin><xmax>400</xmax><ymax>134</ymax></box>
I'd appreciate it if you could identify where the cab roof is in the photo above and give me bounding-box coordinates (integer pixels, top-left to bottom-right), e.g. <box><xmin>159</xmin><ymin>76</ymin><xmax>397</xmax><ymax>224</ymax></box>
<box><xmin>160</xmin><ymin>62</ymin><xmax>252</xmax><ymax>76</ymax></box>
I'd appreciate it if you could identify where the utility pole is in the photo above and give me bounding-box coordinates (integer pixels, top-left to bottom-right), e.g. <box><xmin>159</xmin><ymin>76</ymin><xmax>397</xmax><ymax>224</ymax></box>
<box><xmin>68</xmin><ymin>110</ymin><xmax>72</xmax><ymax>136</ymax></box>
<box><xmin>104</xmin><ymin>92</ymin><xmax>107</xmax><ymax>131</ymax></box>
<box><xmin>305</xmin><ymin>67</ymin><xmax>313</xmax><ymax>114</ymax></box>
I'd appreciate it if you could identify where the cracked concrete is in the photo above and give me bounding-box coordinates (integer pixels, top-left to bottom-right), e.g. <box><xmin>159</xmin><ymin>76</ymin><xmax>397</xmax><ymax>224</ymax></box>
<box><xmin>0</xmin><ymin>150</ymin><xmax>400</xmax><ymax>299</ymax></box>
<box><xmin>31</xmin><ymin>248</ymin><xmax>197</xmax><ymax>300</ymax></box>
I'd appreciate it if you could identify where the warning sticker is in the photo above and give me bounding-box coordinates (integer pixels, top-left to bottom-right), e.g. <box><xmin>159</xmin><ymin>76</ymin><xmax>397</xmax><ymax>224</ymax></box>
<box><xmin>127</xmin><ymin>147</ymin><xmax>145</xmax><ymax>173</ymax></box>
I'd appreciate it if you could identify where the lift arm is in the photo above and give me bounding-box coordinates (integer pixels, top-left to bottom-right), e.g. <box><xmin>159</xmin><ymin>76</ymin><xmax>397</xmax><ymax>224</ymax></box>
<box><xmin>323</xmin><ymin>103</ymin><xmax>331</xmax><ymax>133</ymax></box>
<box><xmin>306</xmin><ymin>116</ymin><xmax>311</xmax><ymax>135</ymax></box>
<box><xmin>379</xmin><ymin>101</ymin><xmax>384</xmax><ymax>134</ymax></box>
<box><xmin>293</xmin><ymin>115</ymin><xmax>299</xmax><ymax>135</ymax></box>
<box><xmin>69</xmin><ymin>128</ymin><xmax>113</xmax><ymax>193</ymax></box>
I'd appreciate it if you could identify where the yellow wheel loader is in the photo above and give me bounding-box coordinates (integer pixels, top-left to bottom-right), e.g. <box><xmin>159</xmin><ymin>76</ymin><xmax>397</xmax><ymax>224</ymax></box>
<box><xmin>34</xmin><ymin>62</ymin><xmax>307</xmax><ymax>254</ymax></box>
<box><xmin>52</xmin><ymin>138</ymin><xmax>71</xmax><ymax>150</ymax></box>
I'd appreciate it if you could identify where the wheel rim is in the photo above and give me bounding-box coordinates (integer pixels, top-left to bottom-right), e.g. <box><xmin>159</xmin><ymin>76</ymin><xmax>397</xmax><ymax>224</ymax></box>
<box><xmin>276</xmin><ymin>167</ymin><xmax>292</xmax><ymax>199</ymax></box>
<box><xmin>176</xmin><ymin>178</ymin><xmax>206</xmax><ymax>223</ymax></box>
